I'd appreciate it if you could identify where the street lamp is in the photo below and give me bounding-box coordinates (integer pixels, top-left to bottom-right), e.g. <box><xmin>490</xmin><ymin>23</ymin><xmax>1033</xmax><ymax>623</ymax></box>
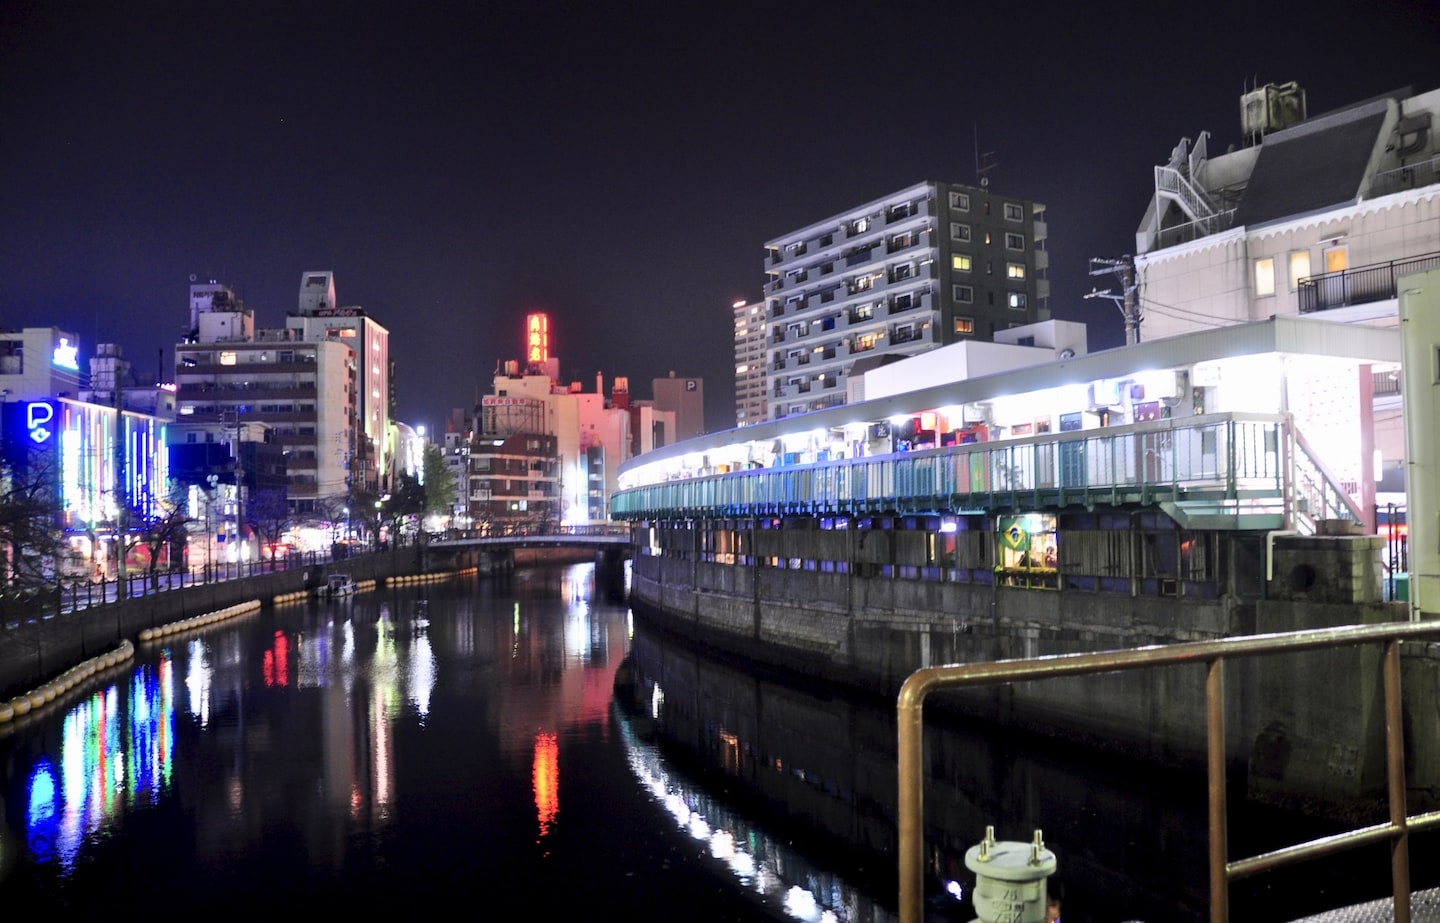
<box><xmin>374</xmin><ymin>499</ymin><xmax>383</xmax><ymax>551</ymax></box>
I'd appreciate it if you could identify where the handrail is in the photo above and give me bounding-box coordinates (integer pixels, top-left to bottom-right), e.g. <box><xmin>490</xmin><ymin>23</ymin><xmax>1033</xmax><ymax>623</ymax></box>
<box><xmin>612</xmin><ymin>412</ymin><xmax>1293</xmax><ymax>522</ymax></box>
<box><xmin>896</xmin><ymin>621</ymin><xmax>1440</xmax><ymax>923</ymax></box>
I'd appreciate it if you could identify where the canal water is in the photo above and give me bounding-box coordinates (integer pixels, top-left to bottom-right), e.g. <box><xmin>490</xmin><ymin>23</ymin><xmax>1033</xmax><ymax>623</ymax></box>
<box><xmin>0</xmin><ymin>562</ymin><xmax>1432</xmax><ymax>920</ymax></box>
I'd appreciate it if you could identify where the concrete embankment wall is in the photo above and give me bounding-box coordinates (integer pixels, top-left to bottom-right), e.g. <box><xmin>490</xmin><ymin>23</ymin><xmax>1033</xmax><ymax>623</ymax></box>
<box><xmin>0</xmin><ymin>545</ymin><xmax>470</xmax><ymax>701</ymax></box>
<box><xmin>630</xmin><ymin>550</ymin><xmax>1440</xmax><ymax>816</ymax></box>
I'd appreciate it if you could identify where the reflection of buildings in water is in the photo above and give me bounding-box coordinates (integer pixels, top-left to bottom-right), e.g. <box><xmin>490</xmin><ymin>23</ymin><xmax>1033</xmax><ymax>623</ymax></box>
<box><xmin>623</xmin><ymin>623</ymin><xmax>1238</xmax><ymax>923</ymax></box>
<box><xmin>612</xmin><ymin>690</ymin><xmax>883</xmax><ymax>922</ymax></box>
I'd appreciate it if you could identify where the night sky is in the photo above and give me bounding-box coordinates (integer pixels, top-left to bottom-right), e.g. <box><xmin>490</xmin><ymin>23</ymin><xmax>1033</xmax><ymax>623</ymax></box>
<box><xmin>3</xmin><ymin>1</ymin><xmax>1437</xmax><ymax>433</ymax></box>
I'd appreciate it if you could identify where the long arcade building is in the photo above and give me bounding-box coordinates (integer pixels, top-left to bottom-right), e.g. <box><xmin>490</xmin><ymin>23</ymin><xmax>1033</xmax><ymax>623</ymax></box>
<box><xmin>610</xmin><ymin>313</ymin><xmax>1440</xmax><ymax>808</ymax></box>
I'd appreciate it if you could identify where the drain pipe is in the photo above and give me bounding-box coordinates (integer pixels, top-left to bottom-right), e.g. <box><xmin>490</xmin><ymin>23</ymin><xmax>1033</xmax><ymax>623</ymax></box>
<box><xmin>965</xmin><ymin>826</ymin><xmax>1058</xmax><ymax>923</ymax></box>
<box><xmin>1267</xmin><ymin>530</ymin><xmax>1298</xmax><ymax>584</ymax></box>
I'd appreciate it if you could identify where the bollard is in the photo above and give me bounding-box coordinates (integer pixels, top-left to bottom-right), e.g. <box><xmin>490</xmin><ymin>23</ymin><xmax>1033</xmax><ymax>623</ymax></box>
<box><xmin>964</xmin><ymin>826</ymin><xmax>1058</xmax><ymax>923</ymax></box>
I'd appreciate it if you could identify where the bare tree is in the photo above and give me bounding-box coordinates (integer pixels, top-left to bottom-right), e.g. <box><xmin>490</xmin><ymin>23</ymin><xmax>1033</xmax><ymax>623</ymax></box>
<box><xmin>245</xmin><ymin>487</ymin><xmax>294</xmax><ymax>560</ymax></box>
<box><xmin>0</xmin><ymin>445</ymin><xmax>67</xmax><ymax>591</ymax></box>
<box><xmin>126</xmin><ymin>485</ymin><xmax>192</xmax><ymax>590</ymax></box>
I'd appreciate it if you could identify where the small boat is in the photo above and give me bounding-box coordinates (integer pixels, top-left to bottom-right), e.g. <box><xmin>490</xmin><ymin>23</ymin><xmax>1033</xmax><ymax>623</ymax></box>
<box><xmin>315</xmin><ymin>574</ymin><xmax>356</xmax><ymax>598</ymax></box>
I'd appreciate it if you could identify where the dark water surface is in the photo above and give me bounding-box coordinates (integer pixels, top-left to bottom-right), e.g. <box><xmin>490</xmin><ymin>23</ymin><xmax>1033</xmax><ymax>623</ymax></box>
<box><xmin>1</xmin><ymin>563</ymin><xmax>1432</xmax><ymax>921</ymax></box>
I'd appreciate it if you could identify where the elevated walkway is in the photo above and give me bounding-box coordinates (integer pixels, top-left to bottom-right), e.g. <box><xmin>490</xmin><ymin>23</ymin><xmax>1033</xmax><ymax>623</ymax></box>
<box><xmin>613</xmin><ymin>412</ymin><xmax>1362</xmax><ymax>534</ymax></box>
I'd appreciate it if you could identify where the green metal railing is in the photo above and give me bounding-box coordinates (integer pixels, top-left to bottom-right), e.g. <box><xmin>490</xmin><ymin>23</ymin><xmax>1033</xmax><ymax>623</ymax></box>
<box><xmin>896</xmin><ymin>621</ymin><xmax>1440</xmax><ymax>923</ymax></box>
<box><xmin>613</xmin><ymin>412</ymin><xmax>1358</xmax><ymax>529</ymax></box>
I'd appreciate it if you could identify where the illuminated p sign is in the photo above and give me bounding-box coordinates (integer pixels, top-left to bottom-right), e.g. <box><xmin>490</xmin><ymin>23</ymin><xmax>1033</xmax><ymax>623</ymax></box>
<box><xmin>26</xmin><ymin>402</ymin><xmax>55</xmax><ymax>444</ymax></box>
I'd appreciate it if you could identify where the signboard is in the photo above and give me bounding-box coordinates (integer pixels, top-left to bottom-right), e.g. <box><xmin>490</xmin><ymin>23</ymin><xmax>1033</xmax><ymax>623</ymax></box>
<box><xmin>51</xmin><ymin>336</ymin><xmax>79</xmax><ymax>370</ymax></box>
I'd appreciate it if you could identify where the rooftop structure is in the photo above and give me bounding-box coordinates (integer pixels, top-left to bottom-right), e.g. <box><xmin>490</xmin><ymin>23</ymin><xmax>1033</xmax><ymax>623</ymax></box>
<box><xmin>1134</xmin><ymin>81</ymin><xmax>1440</xmax><ymax>340</ymax></box>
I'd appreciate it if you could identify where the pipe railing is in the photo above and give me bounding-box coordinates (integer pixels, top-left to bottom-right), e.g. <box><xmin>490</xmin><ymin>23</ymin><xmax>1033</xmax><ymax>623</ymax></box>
<box><xmin>896</xmin><ymin>621</ymin><xmax>1440</xmax><ymax>923</ymax></box>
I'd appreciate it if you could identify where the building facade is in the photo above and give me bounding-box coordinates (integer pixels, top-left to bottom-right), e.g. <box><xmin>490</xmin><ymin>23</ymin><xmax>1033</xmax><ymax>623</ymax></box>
<box><xmin>1131</xmin><ymin>80</ymin><xmax>1440</xmax><ymax>528</ymax></box>
<box><xmin>733</xmin><ymin>299</ymin><xmax>768</xmax><ymax>427</ymax></box>
<box><xmin>0</xmin><ymin>327</ymin><xmax>82</xmax><ymax>402</ymax></box>
<box><xmin>1133</xmin><ymin>81</ymin><xmax>1439</xmax><ymax>340</ymax></box>
<box><xmin>286</xmin><ymin>271</ymin><xmax>393</xmax><ymax>493</ymax></box>
<box><xmin>651</xmin><ymin>371</ymin><xmax>703</xmax><ymax>441</ymax></box>
<box><xmin>763</xmin><ymin>180</ymin><xmax>1048</xmax><ymax>419</ymax></box>
<box><xmin>174</xmin><ymin>280</ymin><xmax>357</xmax><ymax>518</ymax></box>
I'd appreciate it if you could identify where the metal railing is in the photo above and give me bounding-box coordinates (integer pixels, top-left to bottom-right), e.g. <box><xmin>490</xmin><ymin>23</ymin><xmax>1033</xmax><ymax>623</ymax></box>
<box><xmin>896</xmin><ymin>621</ymin><xmax>1440</xmax><ymax>923</ymax></box>
<box><xmin>1298</xmin><ymin>250</ymin><xmax>1440</xmax><ymax>313</ymax></box>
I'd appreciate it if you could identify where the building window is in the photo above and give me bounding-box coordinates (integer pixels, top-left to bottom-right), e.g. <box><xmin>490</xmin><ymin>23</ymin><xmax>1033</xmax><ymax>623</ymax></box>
<box><xmin>953</xmin><ymin>284</ymin><xmax>974</xmax><ymax>303</ymax></box>
<box><xmin>1288</xmin><ymin>251</ymin><xmax>1311</xmax><ymax>290</ymax></box>
<box><xmin>894</xmin><ymin>292</ymin><xmax>915</xmax><ymax>311</ymax></box>
<box><xmin>1005</xmin><ymin>232</ymin><xmax>1025</xmax><ymax>250</ymax></box>
<box><xmin>890</xmin><ymin>231</ymin><xmax>914</xmax><ymax>250</ymax></box>
<box><xmin>1006</xmin><ymin>262</ymin><xmax>1026</xmax><ymax>280</ymax></box>
<box><xmin>851</xmin><ymin>303</ymin><xmax>874</xmax><ymax>322</ymax></box>
<box><xmin>1323</xmin><ymin>244</ymin><xmax>1348</xmax><ymax>273</ymax></box>
<box><xmin>854</xmin><ymin>332</ymin><xmax>880</xmax><ymax>353</ymax></box>
<box><xmin>950</xmin><ymin>192</ymin><xmax>970</xmax><ymax>211</ymax></box>
<box><xmin>891</xmin><ymin>263</ymin><xmax>913</xmax><ymax>282</ymax></box>
<box><xmin>850</xmin><ymin>217</ymin><xmax>870</xmax><ymax>235</ymax></box>
<box><xmin>1255</xmin><ymin>257</ymin><xmax>1276</xmax><ymax>296</ymax></box>
<box><xmin>1004</xmin><ymin>203</ymin><xmax>1024</xmax><ymax>221</ymax></box>
<box><xmin>954</xmin><ymin>316</ymin><xmax>975</xmax><ymax>335</ymax></box>
<box><xmin>219</xmin><ymin>351</ymin><xmax>237</xmax><ymax>366</ymax></box>
<box><xmin>984</xmin><ymin>201</ymin><xmax>991</xmax><ymax>215</ymax></box>
<box><xmin>1008</xmin><ymin>292</ymin><xmax>1028</xmax><ymax>310</ymax></box>
<box><xmin>951</xmin><ymin>222</ymin><xmax>971</xmax><ymax>242</ymax></box>
<box><xmin>951</xmin><ymin>254</ymin><xmax>972</xmax><ymax>273</ymax></box>
<box><xmin>852</xmin><ymin>274</ymin><xmax>874</xmax><ymax>292</ymax></box>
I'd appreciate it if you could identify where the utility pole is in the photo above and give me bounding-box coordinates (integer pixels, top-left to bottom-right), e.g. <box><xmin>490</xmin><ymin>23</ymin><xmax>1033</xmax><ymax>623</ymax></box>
<box><xmin>1087</xmin><ymin>257</ymin><xmax>1141</xmax><ymax>346</ymax></box>
<box><xmin>114</xmin><ymin>371</ymin><xmax>127</xmax><ymax>584</ymax></box>
<box><xmin>231</xmin><ymin>411</ymin><xmax>245</xmax><ymax>564</ymax></box>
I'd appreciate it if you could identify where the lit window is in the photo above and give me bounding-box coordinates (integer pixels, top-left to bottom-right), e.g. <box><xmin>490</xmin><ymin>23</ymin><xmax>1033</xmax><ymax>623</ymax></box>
<box><xmin>954</xmin><ymin>316</ymin><xmax>975</xmax><ymax>334</ymax></box>
<box><xmin>1005</xmin><ymin>232</ymin><xmax>1025</xmax><ymax>250</ymax></box>
<box><xmin>951</xmin><ymin>222</ymin><xmax>971</xmax><ymax>242</ymax></box>
<box><xmin>1008</xmin><ymin>292</ymin><xmax>1028</xmax><ymax>310</ymax></box>
<box><xmin>851</xmin><ymin>217</ymin><xmax>870</xmax><ymax>235</ymax></box>
<box><xmin>1006</xmin><ymin>263</ymin><xmax>1026</xmax><ymax>280</ymax></box>
<box><xmin>219</xmin><ymin>351</ymin><xmax>237</xmax><ymax>365</ymax></box>
<box><xmin>951</xmin><ymin>254</ymin><xmax>972</xmax><ymax>272</ymax></box>
<box><xmin>1288</xmin><ymin>251</ymin><xmax>1311</xmax><ymax>290</ymax></box>
<box><xmin>1004</xmin><ymin>203</ymin><xmax>1024</xmax><ymax>221</ymax></box>
<box><xmin>1255</xmin><ymin>257</ymin><xmax>1276</xmax><ymax>296</ymax></box>
<box><xmin>1324</xmin><ymin>245</ymin><xmax>1348</xmax><ymax>273</ymax></box>
<box><xmin>953</xmin><ymin>285</ymin><xmax>974</xmax><ymax>303</ymax></box>
<box><xmin>950</xmin><ymin>192</ymin><xmax>970</xmax><ymax>211</ymax></box>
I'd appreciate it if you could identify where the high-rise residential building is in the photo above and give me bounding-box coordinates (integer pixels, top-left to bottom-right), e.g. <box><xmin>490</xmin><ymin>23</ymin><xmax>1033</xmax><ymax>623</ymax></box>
<box><xmin>285</xmin><ymin>271</ymin><xmax>392</xmax><ymax>493</ymax></box>
<box><xmin>652</xmin><ymin>371</ymin><xmax>704</xmax><ymax>440</ymax></box>
<box><xmin>174</xmin><ymin>279</ymin><xmax>357</xmax><ymax>518</ymax></box>
<box><xmin>763</xmin><ymin>180</ymin><xmax>1048</xmax><ymax>419</ymax></box>
<box><xmin>732</xmin><ymin>299</ymin><xmax>767</xmax><ymax>427</ymax></box>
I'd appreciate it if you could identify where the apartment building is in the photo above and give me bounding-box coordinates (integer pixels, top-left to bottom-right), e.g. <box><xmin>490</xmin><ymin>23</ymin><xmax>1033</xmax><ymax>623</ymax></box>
<box><xmin>763</xmin><ymin>180</ymin><xmax>1048</xmax><ymax>419</ymax></box>
<box><xmin>732</xmin><ymin>299</ymin><xmax>767</xmax><ymax>427</ymax></box>
<box><xmin>174</xmin><ymin>280</ymin><xmax>356</xmax><ymax>517</ymax></box>
<box><xmin>285</xmin><ymin>271</ymin><xmax>392</xmax><ymax>493</ymax></box>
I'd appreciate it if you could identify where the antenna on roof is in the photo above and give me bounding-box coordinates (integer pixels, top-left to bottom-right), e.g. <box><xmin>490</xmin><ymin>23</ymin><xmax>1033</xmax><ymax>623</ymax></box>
<box><xmin>974</xmin><ymin>125</ymin><xmax>996</xmax><ymax>187</ymax></box>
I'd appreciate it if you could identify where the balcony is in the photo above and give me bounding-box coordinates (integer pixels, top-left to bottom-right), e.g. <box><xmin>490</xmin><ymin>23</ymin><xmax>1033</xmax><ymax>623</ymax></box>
<box><xmin>1298</xmin><ymin>250</ymin><xmax>1440</xmax><ymax>313</ymax></box>
<box><xmin>1369</xmin><ymin>154</ymin><xmax>1439</xmax><ymax>198</ymax></box>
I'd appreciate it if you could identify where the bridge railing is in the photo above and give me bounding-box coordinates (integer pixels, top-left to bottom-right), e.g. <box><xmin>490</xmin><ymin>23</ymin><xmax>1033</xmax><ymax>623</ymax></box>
<box><xmin>612</xmin><ymin>413</ymin><xmax>1323</xmax><ymax>522</ymax></box>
